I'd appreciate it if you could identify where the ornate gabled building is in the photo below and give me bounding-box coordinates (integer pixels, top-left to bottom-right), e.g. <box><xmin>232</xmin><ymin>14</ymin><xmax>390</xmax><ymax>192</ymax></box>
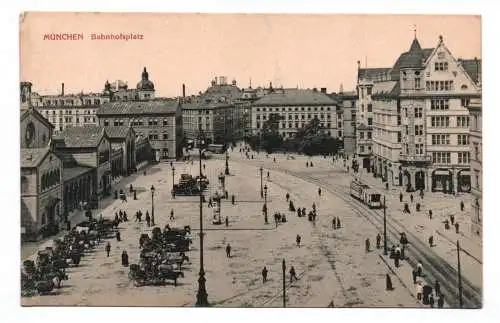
<box><xmin>467</xmin><ymin>98</ymin><xmax>482</xmax><ymax>237</ymax></box>
<box><xmin>358</xmin><ymin>35</ymin><xmax>481</xmax><ymax>192</ymax></box>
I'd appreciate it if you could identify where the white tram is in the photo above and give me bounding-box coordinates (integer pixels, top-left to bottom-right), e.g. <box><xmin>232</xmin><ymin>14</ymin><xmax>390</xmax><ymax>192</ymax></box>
<box><xmin>349</xmin><ymin>180</ymin><xmax>382</xmax><ymax>209</ymax></box>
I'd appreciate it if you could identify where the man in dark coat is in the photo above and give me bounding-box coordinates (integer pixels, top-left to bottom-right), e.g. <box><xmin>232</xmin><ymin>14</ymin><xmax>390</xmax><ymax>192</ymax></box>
<box><xmin>116</xmin><ymin>231</ymin><xmax>121</xmax><ymax>242</ymax></box>
<box><xmin>460</xmin><ymin>200</ymin><xmax>465</xmax><ymax>212</ymax></box>
<box><xmin>145</xmin><ymin>211</ymin><xmax>151</xmax><ymax>227</ymax></box>
<box><xmin>437</xmin><ymin>294</ymin><xmax>445</xmax><ymax>308</ymax></box>
<box><xmin>399</xmin><ymin>192</ymin><xmax>403</xmax><ymax>203</ymax></box>
<box><xmin>225</xmin><ymin>216</ymin><xmax>229</xmax><ymax>227</ymax></box>
<box><xmin>226</xmin><ymin>244</ymin><xmax>232</xmax><ymax>258</ymax></box>
<box><xmin>286</xmin><ymin>193</ymin><xmax>290</xmax><ymax>202</ymax></box>
<box><xmin>376</xmin><ymin>233</ymin><xmax>381</xmax><ymax>249</ymax></box>
<box><xmin>455</xmin><ymin>222</ymin><xmax>460</xmax><ymax>234</ymax></box>
<box><xmin>289</xmin><ymin>266</ymin><xmax>298</xmax><ymax>283</ymax></box>
<box><xmin>412</xmin><ymin>268</ymin><xmax>417</xmax><ymax>284</ymax></box>
<box><xmin>296</xmin><ymin>234</ymin><xmax>301</xmax><ymax>247</ymax></box>
<box><xmin>318</xmin><ymin>188</ymin><xmax>322</xmax><ymax>196</ymax></box>
<box><xmin>429</xmin><ymin>209</ymin><xmax>433</xmax><ymax>219</ymax></box>
<box><xmin>386</xmin><ymin>274</ymin><xmax>393</xmax><ymax>291</ymax></box>
<box><xmin>410</xmin><ymin>194</ymin><xmax>414</xmax><ymax>203</ymax></box>
<box><xmin>262</xmin><ymin>266</ymin><xmax>268</xmax><ymax>283</ymax></box>
<box><xmin>121</xmin><ymin>251</ymin><xmax>129</xmax><ymax>267</ymax></box>
<box><xmin>435</xmin><ymin>280</ymin><xmax>441</xmax><ymax>296</ymax></box>
<box><xmin>336</xmin><ymin>217</ymin><xmax>341</xmax><ymax>229</ymax></box>
<box><xmin>105</xmin><ymin>242</ymin><xmax>111</xmax><ymax>257</ymax></box>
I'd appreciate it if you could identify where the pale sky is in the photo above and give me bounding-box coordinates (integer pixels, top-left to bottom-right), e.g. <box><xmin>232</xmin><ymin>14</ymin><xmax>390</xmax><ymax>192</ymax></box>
<box><xmin>20</xmin><ymin>13</ymin><xmax>481</xmax><ymax>97</ymax></box>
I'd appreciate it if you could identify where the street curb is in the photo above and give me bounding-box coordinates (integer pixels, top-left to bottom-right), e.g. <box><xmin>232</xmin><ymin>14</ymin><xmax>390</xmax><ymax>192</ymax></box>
<box><xmin>377</xmin><ymin>254</ymin><xmax>417</xmax><ymax>301</ymax></box>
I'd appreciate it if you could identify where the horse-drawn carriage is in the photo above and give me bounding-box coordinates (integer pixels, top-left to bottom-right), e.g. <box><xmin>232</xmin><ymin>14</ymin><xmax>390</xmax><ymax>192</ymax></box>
<box><xmin>21</xmin><ymin>249</ymin><xmax>70</xmax><ymax>296</ymax></box>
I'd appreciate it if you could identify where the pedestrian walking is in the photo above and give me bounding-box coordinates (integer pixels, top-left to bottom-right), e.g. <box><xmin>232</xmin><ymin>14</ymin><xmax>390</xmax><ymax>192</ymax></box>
<box><xmin>116</xmin><ymin>231</ymin><xmax>121</xmax><ymax>242</ymax></box>
<box><xmin>410</xmin><ymin>194</ymin><xmax>414</xmax><ymax>203</ymax></box>
<box><xmin>412</xmin><ymin>268</ymin><xmax>417</xmax><ymax>284</ymax></box>
<box><xmin>145</xmin><ymin>211</ymin><xmax>151</xmax><ymax>227</ymax></box>
<box><xmin>225</xmin><ymin>216</ymin><xmax>229</xmax><ymax>227</ymax></box>
<box><xmin>429</xmin><ymin>294</ymin><xmax>435</xmax><ymax>308</ymax></box>
<box><xmin>286</xmin><ymin>193</ymin><xmax>290</xmax><ymax>202</ymax></box>
<box><xmin>417</xmin><ymin>261</ymin><xmax>423</xmax><ymax>276</ymax></box>
<box><xmin>318</xmin><ymin>187</ymin><xmax>322</xmax><ymax>196</ymax></box>
<box><xmin>296</xmin><ymin>234</ymin><xmax>302</xmax><ymax>247</ymax></box>
<box><xmin>428</xmin><ymin>235</ymin><xmax>434</xmax><ymax>247</ymax></box>
<box><xmin>429</xmin><ymin>209</ymin><xmax>433</xmax><ymax>220</ymax></box>
<box><xmin>420</xmin><ymin>189</ymin><xmax>424</xmax><ymax>199</ymax></box>
<box><xmin>455</xmin><ymin>222</ymin><xmax>460</xmax><ymax>234</ymax></box>
<box><xmin>336</xmin><ymin>217</ymin><xmax>341</xmax><ymax>229</ymax></box>
<box><xmin>170</xmin><ymin>209</ymin><xmax>175</xmax><ymax>220</ymax></box>
<box><xmin>121</xmin><ymin>251</ymin><xmax>129</xmax><ymax>267</ymax></box>
<box><xmin>416</xmin><ymin>282</ymin><xmax>423</xmax><ymax>301</ymax></box>
<box><xmin>231</xmin><ymin>195</ymin><xmax>235</xmax><ymax>205</ymax></box>
<box><xmin>450</xmin><ymin>214</ymin><xmax>455</xmax><ymax>226</ymax></box>
<box><xmin>386</xmin><ymin>273</ymin><xmax>393</xmax><ymax>291</ymax></box>
<box><xmin>333</xmin><ymin>217</ymin><xmax>337</xmax><ymax>230</ymax></box>
<box><xmin>376</xmin><ymin>233</ymin><xmax>381</xmax><ymax>249</ymax></box>
<box><xmin>365</xmin><ymin>238</ymin><xmax>370</xmax><ymax>252</ymax></box>
<box><xmin>399</xmin><ymin>192</ymin><xmax>403</xmax><ymax>203</ymax></box>
<box><xmin>123</xmin><ymin>211</ymin><xmax>128</xmax><ymax>222</ymax></box>
<box><xmin>435</xmin><ymin>280</ymin><xmax>441</xmax><ymax>296</ymax></box>
<box><xmin>394</xmin><ymin>251</ymin><xmax>400</xmax><ymax>267</ymax></box>
<box><xmin>262</xmin><ymin>266</ymin><xmax>268</xmax><ymax>283</ymax></box>
<box><xmin>306</xmin><ymin>162</ymin><xmax>309</xmax><ymax>167</ymax></box>
<box><xmin>105</xmin><ymin>242</ymin><xmax>111</xmax><ymax>257</ymax></box>
<box><xmin>289</xmin><ymin>266</ymin><xmax>298</xmax><ymax>283</ymax></box>
<box><xmin>226</xmin><ymin>244</ymin><xmax>232</xmax><ymax>258</ymax></box>
<box><xmin>437</xmin><ymin>294</ymin><xmax>445</xmax><ymax>308</ymax></box>
<box><xmin>273</xmin><ymin>157</ymin><xmax>276</xmax><ymax>163</ymax></box>
<box><xmin>460</xmin><ymin>200</ymin><xmax>465</xmax><ymax>212</ymax></box>
<box><xmin>310</xmin><ymin>162</ymin><xmax>314</xmax><ymax>167</ymax></box>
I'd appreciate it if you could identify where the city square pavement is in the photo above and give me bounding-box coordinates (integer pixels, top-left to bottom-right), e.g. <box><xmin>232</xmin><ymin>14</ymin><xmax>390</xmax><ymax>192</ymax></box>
<box><xmin>229</xmin><ymin>148</ymin><xmax>482</xmax><ymax>292</ymax></box>
<box><xmin>22</xmin><ymin>155</ymin><xmax>422</xmax><ymax>307</ymax></box>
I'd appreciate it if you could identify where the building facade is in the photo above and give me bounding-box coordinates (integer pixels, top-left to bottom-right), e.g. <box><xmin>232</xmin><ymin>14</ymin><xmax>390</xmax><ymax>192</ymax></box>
<box><xmin>52</xmin><ymin>126</ymin><xmax>112</xmax><ymax>199</ymax></box>
<box><xmin>467</xmin><ymin>98</ymin><xmax>482</xmax><ymax>237</ymax></box>
<box><xmin>251</xmin><ymin>88</ymin><xmax>339</xmax><ymax>139</ymax></box>
<box><xmin>105</xmin><ymin>126</ymin><xmax>137</xmax><ymax>176</ymax></box>
<box><xmin>182</xmin><ymin>77</ymin><xmax>246</xmax><ymax>145</ymax></box>
<box><xmin>21</xmin><ymin>148</ymin><xmax>64</xmax><ymax>241</ymax></box>
<box><xmin>358</xmin><ymin>35</ymin><xmax>481</xmax><ymax>192</ymax></box>
<box><xmin>97</xmin><ymin>100</ymin><xmax>182</xmax><ymax>161</ymax></box>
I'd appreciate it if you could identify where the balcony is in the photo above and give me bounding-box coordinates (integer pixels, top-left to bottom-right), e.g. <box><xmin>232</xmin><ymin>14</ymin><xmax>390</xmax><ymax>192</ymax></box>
<box><xmin>399</xmin><ymin>153</ymin><xmax>432</xmax><ymax>163</ymax></box>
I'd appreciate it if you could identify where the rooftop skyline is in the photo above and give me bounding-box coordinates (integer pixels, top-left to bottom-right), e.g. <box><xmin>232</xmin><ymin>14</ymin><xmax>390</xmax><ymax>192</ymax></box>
<box><xmin>20</xmin><ymin>13</ymin><xmax>481</xmax><ymax>97</ymax></box>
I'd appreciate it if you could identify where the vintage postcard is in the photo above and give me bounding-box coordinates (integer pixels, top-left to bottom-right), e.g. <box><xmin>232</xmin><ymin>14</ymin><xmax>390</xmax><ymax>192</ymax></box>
<box><xmin>19</xmin><ymin>12</ymin><xmax>482</xmax><ymax>308</ymax></box>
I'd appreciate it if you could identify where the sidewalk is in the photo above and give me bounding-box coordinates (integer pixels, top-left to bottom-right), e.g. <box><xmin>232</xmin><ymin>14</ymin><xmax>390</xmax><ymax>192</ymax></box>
<box><xmin>378</xmin><ymin>252</ymin><xmax>448</xmax><ymax>308</ymax></box>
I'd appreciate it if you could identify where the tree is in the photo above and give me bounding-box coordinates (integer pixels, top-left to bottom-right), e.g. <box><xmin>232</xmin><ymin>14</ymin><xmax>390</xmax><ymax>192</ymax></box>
<box><xmin>260</xmin><ymin>113</ymin><xmax>284</xmax><ymax>153</ymax></box>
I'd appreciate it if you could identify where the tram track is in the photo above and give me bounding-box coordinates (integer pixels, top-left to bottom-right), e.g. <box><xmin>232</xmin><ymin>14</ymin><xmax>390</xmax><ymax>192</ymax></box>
<box><xmin>271</xmin><ymin>167</ymin><xmax>482</xmax><ymax>308</ymax></box>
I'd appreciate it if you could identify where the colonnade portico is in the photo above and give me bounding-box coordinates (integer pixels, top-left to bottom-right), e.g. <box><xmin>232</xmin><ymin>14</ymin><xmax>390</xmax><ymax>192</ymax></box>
<box><xmin>63</xmin><ymin>168</ymin><xmax>94</xmax><ymax>217</ymax></box>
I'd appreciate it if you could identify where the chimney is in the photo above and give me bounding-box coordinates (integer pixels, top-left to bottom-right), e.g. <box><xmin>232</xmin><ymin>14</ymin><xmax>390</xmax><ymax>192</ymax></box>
<box><xmin>182</xmin><ymin>84</ymin><xmax>186</xmax><ymax>98</ymax></box>
<box><xmin>61</xmin><ymin>83</ymin><xmax>65</xmax><ymax>96</ymax></box>
<box><xmin>320</xmin><ymin>88</ymin><xmax>327</xmax><ymax>94</ymax></box>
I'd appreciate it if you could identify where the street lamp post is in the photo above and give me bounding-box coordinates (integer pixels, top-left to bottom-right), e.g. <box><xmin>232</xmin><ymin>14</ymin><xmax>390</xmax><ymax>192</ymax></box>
<box><xmin>282</xmin><ymin>259</ymin><xmax>286</xmax><ymax>308</ymax></box>
<box><xmin>260</xmin><ymin>167</ymin><xmax>264</xmax><ymax>198</ymax></box>
<box><xmin>264</xmin><ymin>185</ymin><xmax>268</xmax><ymax>224</ymax></box>
<box><xmin>225</xmin><ymin>150</ymin><xmax>230</xmax><ymax>175</ymax></box>
<box><xmin>150</xmin><ymin>185</ymin><xmax>155</xmax><ymax>226</ymax></box>
<box><xmin>196</xmin><ymin>129</ymin><xmax>209</xmax><ymax>307</ymax></box>
<box><xmin>457</xmin><ymin>240</ymin><xmax>463</xmax><ymax>308</ymax></box>
<box><xmin>383</xmin><ymin>196</ymin><xmax>387</xmax><ymax>255</ymax></box>
<box><xmin>171</xmin><ymin>166</ymin><xmax>176</xmax><ymax>199</ymax></box>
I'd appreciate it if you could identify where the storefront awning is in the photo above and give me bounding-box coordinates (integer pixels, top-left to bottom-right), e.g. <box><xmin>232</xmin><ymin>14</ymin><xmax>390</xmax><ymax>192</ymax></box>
<box><xmin>458</xmin><ymin>170</ymin><xmax>471</xmax><ymax>176</ymax></box>
<box><xmin>434</xmin><ymin>170</ymin><xmax>451</xmax><ymax>176</ymax></box>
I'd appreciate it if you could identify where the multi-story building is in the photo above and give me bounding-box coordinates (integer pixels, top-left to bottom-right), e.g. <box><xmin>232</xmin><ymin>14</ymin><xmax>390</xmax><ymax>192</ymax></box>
<box><xmin>329</xmin><ymin>88</ymin><xmax>357</xmax><ymax>155</ymax></box>
<box><xmin>97</xmin><ymin>100</ymin><xmax>182</xmax><ymax>161</ymax></box>
<box><xmin>467</xmin><ymin>98</ymin><xmax>482</xmax><ymax>237</ymax></box>
<box><xmin>21</xmin><ymin>147</ymin><xmax>64</xmax><ymax>241</ymax></box>
<box><xmin>30</xmin><ymin>67</ymin><xmax>157</xmax><ymax>133</ymax></box>
<box><xmin>182</xmin><ymin>77</ymin><xmax>245</xmax><ymax>145</ymax></box>
<box><xmin>251</xmin><ymin>88</ymin><xmax>338</xmax><ymax>139</ymax></box>
<box><xmin>358</xmin><ymin>35</ymin><xmax>481</xmax><ymax>192</ymax></box>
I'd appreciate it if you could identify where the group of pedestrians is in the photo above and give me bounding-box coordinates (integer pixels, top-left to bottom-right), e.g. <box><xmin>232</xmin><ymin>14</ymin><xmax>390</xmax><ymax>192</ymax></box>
<box><xmin>261</xmin><ymin>265</ymin><xmax>298</xmax><ymax>284</ymax></box>
<box><xmin>412</xmin><ymin>264</ymin><xmax>446</xmax><ymax>308</ymax></box>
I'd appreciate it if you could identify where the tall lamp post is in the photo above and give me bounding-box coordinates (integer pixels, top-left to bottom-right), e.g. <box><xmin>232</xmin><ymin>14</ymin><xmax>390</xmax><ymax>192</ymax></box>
<box><xmin>150</xmin><ymin>185</ymin><xmax>155</xmax><ymax>226</ymax></box>
<box><xmin>282</xmin><ymin>259</ymin><xmax>286</xmax><ymax>308</ymax></box>
<box><xmin>263</xmin><ymin>184</ymin><xmax>268</xmax><ymax>224</ymax></box>
<box><xmin>171</xmin><ymin>166</ymin><xmax>176</xmax><ymax>199</ymax></box>
<box><xmin>456</xmin><ymin>240</ymin><xmax>463</xmax><ymax>308</ymax></box>
<box><xmin>225</xmin><ymin>150</ymin><xmax>230</xmax><ymax>175</ymax></box>
<box><xmin>260</xmin><ymin>166</ymin><xmax>264</xmax><ymax>198</ymax></box>
<box><xmin>383</xmin><ymin>196</ymin><xmax>387</xmax><ymax>255</ymax></box>
<box><xmin>196</xmin><ymin>127</ymin><xmax>209</xmax><ymax>307</ymax></box>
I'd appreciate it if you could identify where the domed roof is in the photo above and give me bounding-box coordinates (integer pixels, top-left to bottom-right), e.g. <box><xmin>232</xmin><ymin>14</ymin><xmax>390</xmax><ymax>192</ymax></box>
<box><xmin>109</xmin><ymin>79</ymin><xmax>128</xmax><ymax>91</ymax></box>
<box><xmin>137</xmin><ymin>67</ymin><xmax>155</xmax><ymax>91</ymax></box>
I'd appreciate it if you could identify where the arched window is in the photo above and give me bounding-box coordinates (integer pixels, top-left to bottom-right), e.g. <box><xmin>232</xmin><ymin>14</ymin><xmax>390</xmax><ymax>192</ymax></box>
<box><xmin>461</xmin><ymin>85</ymin><xmax>468</xmax><ymax>90</ymax></box>
<box><xmin>21</xmin><ymin>176</ymin><xmax>29</xmax><ymax>193</ymax></box>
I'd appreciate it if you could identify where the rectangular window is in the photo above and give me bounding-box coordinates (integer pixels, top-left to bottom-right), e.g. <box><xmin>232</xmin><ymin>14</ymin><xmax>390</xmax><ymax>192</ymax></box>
<box><xmin>415</xmin><ymin>78</ymin><xmax>421</xmax><ymax>89</ymax></box>
<box><xmin>367</xmin><ymin>131</ymin><xmax>372</xmax><ymax>139</ymax></box>
<box><xmin>415</xmin><ymin>144</ymin><xmax>424</xmax><ymax>154</ymax></box>
<box><xmin>397</xmin><ymin>132</ymin><xmax>402</xmax><ymax>143</ymax></box>
<box><xmin>104</xmin><ymin>120</ymin><xmax>109</xmax><ymax>126</ymax></box>
<box><xmin>360</xmin><ymin>132</ymin><xmax>364</xmax><ymax>139</ymax></box>
<box><xmin>163</xmin><ymin>134</ymin><xmax>168</xmax><ymax>140</ymax></box>
<box><xmin>360</xmin><ymin>145</ymin><xmax>365</xmax><ymax>153</ymax></box>
<box><xmin>367</xmin><ymin>104</ymin><xmax>372</xmax><ymax>112</ymax></box>
<box><xmin>414</xmin><ymin>125</ymin><xmax>424</xmax><ymax>136</ymax></box>
<box><xmin>397</xmin><ymin>115</ymin><xmax>401</xmax><ymax>126</ymax></box>
<box><xmin>368</xmin><ymin>118</ymin><xmax>373</xmax><ymax>126</ymax></box>
<box><xmin>414</xmin><ymin>108</ymin><xmax>423</xmax><ymax>118</ymax></box>
<box><xmin>474</xmin><ymin>143</ymin><xmax>479</xmax><ymax>160</ymax></box>
<box><xmin>458</xmin><ymin>134</ymin><xmax>469</xmax><ymax>145</ymax></box>
<box><xmin>461</xmin><ymin>98</ymin><xmax>470</xmax><ymax>107</ymax></box>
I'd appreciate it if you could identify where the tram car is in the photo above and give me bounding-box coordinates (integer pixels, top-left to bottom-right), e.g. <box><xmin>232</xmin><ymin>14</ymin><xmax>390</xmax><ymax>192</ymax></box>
<box><xmin>349</xmin><ymin>180</ymin><xmax>383</xmax><ymax>209</ymax></box>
